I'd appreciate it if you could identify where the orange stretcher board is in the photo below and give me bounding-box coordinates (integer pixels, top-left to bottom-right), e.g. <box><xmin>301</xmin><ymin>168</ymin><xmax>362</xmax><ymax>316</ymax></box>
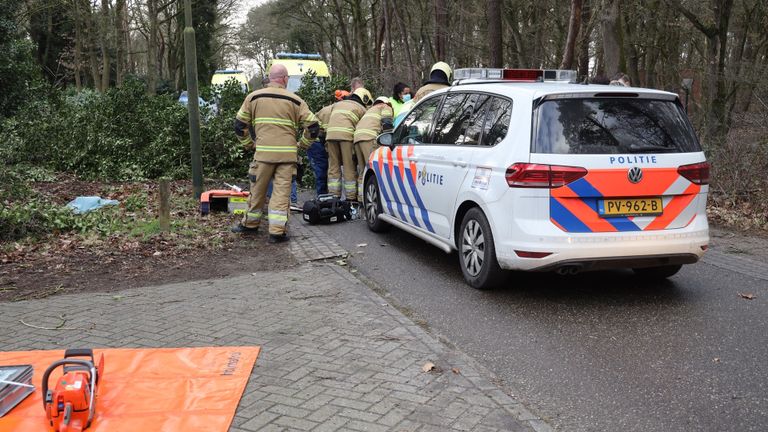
<box><xmin>0</xmin><ymin>346</ymin><xmax>260</xmax><ymax>432</ymax></box>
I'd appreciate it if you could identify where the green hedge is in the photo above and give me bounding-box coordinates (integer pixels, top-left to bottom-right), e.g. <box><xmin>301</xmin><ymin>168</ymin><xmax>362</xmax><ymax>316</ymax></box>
<box><xmin>0</xmin><ymin>77</ymin><xmax>250</xmax><ymax>181</ymax></box>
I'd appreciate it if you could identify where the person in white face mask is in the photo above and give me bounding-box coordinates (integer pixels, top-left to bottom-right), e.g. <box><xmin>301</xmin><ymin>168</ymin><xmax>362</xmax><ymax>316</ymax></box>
<box><xmin>389</xmin><ymin>82</ymin><xmax>412</xmax><ymax>118</ymax></box>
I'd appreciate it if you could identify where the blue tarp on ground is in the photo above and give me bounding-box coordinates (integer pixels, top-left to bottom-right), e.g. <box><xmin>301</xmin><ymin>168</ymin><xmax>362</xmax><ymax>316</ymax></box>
<box><xmin>66</xmin><ymin>196</ymin><xmax>120</xmax><ymax>214</ymax></box>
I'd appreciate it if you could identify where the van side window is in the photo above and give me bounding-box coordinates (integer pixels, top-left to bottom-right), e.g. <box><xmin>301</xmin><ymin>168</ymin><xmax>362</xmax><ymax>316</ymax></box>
<box><xmin>482</xmin><ymin>97</ymin><xmax>512</xmax><ymax>146</ymax></box>
<box><xmin>393</xmin><ymin>96</ymin><xmax>443</xmax><ymax>145</ymax></box>
<box><xmin>463</xmin><ymin>95</ymin><xmax>491</xmax><ymax>146</ymax></box>
<box><xmin>433</xmin><ymin>93</ymin><xmax>475</xmax><ymax>145</ymax></box>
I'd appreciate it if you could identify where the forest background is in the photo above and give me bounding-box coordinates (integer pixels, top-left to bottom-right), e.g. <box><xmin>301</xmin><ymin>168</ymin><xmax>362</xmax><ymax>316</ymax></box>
<box><xmin>0</xmin><ymin>0</ymin><xmax>766</xmax><ymax>242</ymax></box>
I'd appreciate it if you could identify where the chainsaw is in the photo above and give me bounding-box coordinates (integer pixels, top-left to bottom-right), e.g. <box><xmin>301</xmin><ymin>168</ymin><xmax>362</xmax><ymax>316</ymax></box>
<box><xmin>41</xmin><ymin>349</ymin><xmax>104</xmax><ymax>432</ymax></box>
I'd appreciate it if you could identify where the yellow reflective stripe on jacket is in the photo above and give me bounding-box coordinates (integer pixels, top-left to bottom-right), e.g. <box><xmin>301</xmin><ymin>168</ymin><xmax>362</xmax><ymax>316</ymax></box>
<box><xmin>327</xmin><ymin>126</ymin><xmax>355</xmax><ymax>133</ymax></box>
<box><xmin>299</xmin><ymin>136</ymin><xmax>312</xmax><ymax>147</ymax></box>
<box><xmin>252</xmin><ymin>117</ymin><xmax>297</xmax><ymax>127</ymax></box>
<box><xmin>236</xmin><ymin>110</ymin><xmax>251</xmax><ymax>123</ymax></box>
<box><xmin>238</xmin><ymin>136</ymin><xmax>252</xmax><ymax>145</ymax></box>
<box><xmin>255</xmin><ymin>145</ymin><xmax>297</xmax><ymax>153</ymax></box>
<box><xmin>366</xmin><ymin>113</ymin><xmax>382</xmax><ymax>120</ymax></box>
<box><xmin>354</xmin><ymin>128</ymin><xmax>379</xmax><ymax>139</ymax></box>
<box><xmin>334</xmin><ymin>110</ymin><xmax>360</xmax><ymax>122</ymax></box>
<box><xmin>302</xmin><ymin>112</ymin><xmax>318</xmax><ymax>125</ymax></box>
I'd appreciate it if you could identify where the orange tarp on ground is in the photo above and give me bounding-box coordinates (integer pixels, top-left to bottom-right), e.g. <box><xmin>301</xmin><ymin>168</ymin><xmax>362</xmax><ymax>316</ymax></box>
<box><xmin>0</xmin><ymin>346</ymin><xmax>260</xmax><ymax>432</ymax></box>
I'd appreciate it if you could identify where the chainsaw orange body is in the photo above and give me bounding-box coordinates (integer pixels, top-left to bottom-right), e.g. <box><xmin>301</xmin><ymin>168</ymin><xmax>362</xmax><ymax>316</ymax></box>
<box><xmin>42</xmin><ymin>349</ymin><xmax>104</xmax><ymax>432</ymax></box>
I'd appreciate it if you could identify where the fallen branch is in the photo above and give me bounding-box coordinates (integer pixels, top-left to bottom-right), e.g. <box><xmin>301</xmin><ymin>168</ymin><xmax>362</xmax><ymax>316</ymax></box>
<box><xmin>19</xmin><ymin>314</ymin><xmax>81</xmax><ymax>330</ymax></box>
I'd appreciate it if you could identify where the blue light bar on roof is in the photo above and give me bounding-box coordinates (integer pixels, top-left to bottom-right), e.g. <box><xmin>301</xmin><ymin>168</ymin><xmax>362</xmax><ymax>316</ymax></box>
<box><xmin>275</xmin><ymin>52</ymin><xmax>323</xmax><ymax>60</ymax></box>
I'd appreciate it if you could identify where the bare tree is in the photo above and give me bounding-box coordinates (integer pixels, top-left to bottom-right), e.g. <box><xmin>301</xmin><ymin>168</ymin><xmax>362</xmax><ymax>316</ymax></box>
<box><xmin>146</xmin><ymin>0</ymin><xmax>158</xmax><ymax>95</ymax></box>
<box><xmin>601</xmin><ymin>0</ymin><xmax>622</xmax><ymax>78</ymax></box>
<box><xmin>488</xmin><ymin>0</ymin><xmax>503</xmax><ymax>67</ymax></box>
<box><xmin>115</xmin><ymin>0</ymin><xmax>127</xmax><ymax>86</ymax></box>
<box><xmin>433</xmin><ymin>0</ymin><xmax>447</xmax><ymax>61</ymax></box>
<box><xmin>100</xmin><ymin>0</ymin><xmax>111</xmax><ymax>91</ymax></box>
<box><xmin>560</xmin><ymin>0</ymin><xmax>583</xmax><ymax>69</ymax></box>
<box><xmin>664</xmin><ymin>0</ymin><xmax>735</xmax><ymax>143</ymax></box>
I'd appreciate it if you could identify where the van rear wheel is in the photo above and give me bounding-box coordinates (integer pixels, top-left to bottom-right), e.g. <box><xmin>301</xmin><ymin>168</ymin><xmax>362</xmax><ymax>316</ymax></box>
<box><xmin>459</xmin><ymin>208</ymin><xmax>504</xmax><ymax>290</ymax></box>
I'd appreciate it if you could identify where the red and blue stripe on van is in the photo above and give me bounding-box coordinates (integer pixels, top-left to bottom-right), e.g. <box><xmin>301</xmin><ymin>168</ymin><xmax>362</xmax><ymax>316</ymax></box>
<box><xmin>550</xmin><ymin>168</ymin><xmax>702</xmax><ymax>233</ymax></box>
<box><xmin>370</xmin><ymin>146</ymin><xmax>434</xmax><ymax>233</ymax></box>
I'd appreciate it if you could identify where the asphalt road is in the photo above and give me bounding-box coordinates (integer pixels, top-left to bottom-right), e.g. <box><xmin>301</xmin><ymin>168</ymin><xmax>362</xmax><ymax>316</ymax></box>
<box><xmin>315</xmin><ymin>217</ymin><xmax>768</xmax><ymax>432</ymax></box>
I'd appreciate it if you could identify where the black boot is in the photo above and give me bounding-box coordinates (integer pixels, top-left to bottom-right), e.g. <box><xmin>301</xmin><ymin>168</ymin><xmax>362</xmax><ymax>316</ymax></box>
<box><xmin>268</xmin><ymin>233</ymin><xmax>289</xmax><ymax>244</ymax></box>
<box><xmin>231</xmin><ymin>224</ymin><xmax>259</xmax><ymax>234</ymax></box>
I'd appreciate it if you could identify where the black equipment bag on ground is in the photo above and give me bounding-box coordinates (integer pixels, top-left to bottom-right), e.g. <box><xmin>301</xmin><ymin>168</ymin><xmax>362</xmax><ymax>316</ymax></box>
<box><xmin>302</xmin><ymin>194</ymin><xmax>352</xmax><ymax>224</ymax></box>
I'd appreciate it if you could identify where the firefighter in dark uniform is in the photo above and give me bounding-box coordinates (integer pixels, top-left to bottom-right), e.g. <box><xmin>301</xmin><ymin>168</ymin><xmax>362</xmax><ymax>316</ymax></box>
<box><xmin>232</xmin><ymin>64</ymin><xmax>319</xmax><ymax>243</ymax></box>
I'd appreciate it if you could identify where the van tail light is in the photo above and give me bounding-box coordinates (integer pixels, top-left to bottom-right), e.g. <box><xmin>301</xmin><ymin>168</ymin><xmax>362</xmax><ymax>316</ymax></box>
<box><xmin>505</xmin><ymin>163</ymin><xmax>588</xmax><ymax>188</ymax></box>
<box><xmin>677</xmin><ymin>162</ymin><xmax>710</xmax><ymax>185</ymax></box>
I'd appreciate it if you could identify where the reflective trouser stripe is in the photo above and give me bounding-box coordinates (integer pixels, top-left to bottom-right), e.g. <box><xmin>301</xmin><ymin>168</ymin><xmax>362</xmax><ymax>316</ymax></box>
<box><xmin>244</xmin><ymin>211</ymin><xmax>262</xmax><ymax>225</ymax></box>
<box><xmin>326</xmin><ymin>140</ymin><xmax>343</xmax><ymax>198</ymax></box>
<box><xmin>328</xmin><ymin>179</ymin><xmax>341</xmax><ymax>196</ymax></box>
<box><xmin>343</xmin><ymin>180</ymin><xmax>357</xmax><ymax>194</ymax></box>
<box><xmin>340</xmin><ymin>140</ymin><xmax>357</xmax><ymax>200</ymax></box>
<box><xmin>268</xmin><ymin>210</ymin><xmax>288</xmax><ymax>226</ymax></box>
<box><xmin>242</xmin><ymin>161</ymin><xmax>294</xmax><ymax>234</ymax></box>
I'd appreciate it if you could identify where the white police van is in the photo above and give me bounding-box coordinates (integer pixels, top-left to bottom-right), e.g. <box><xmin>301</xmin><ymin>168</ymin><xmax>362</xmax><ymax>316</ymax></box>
<box><xmin>363</xmin><ymin>68</ymin><xmax>710</xmax><ymax>289</ymax></box>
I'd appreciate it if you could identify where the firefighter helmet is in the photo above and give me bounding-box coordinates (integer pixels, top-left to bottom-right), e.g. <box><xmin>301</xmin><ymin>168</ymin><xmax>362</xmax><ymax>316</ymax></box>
<box><xmin>353</xmin><ymin>88</ymin><xmax>374</xmax><ymax>106</ymax></box>
<box><xmin>431</xmin><ymin>62</ymin><xmax>453</xmax><ymax>81</ymax></box>
<box><xmin>374</xmin><ymin>96</ymin><xmax>391</xmax><ymax>105</ymax></box>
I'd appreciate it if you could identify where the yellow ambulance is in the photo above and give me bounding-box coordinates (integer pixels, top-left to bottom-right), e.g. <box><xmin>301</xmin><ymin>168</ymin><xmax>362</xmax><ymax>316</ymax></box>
<box><xmin>266</xmin><ymin>53</ymin><xmax>330</xmax><ymax>92</ymax></box>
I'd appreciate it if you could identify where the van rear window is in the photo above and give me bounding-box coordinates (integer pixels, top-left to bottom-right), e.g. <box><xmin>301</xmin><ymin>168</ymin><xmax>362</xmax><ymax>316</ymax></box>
<box><xmin>533</xmin><ymin>98</ymin><xmax>701</xmax><ymax>154</ymax></box>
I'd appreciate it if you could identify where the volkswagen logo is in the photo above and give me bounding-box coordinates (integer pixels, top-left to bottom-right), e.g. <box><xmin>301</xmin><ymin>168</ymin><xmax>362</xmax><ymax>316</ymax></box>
<box><xmin>628</xmin><ymin>167</ymin><xmax>643</xmax><ymax>183</ymax></box>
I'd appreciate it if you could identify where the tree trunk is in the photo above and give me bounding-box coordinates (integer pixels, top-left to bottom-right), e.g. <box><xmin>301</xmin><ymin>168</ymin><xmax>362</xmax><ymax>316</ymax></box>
<box><xmin>115</xmin><ymin>0</ymin><xmax>126</xmax><ymax>86</ymax></box>
<box><xmin>621</xmin><ymin>3</ymin><xmax>640</xmax><ymax>86</ymax></box>
<box><xmin>487</xmin><ymin>0</ymin><xmax>503</xmax><ymax>67</ymax></box>
<box><xmin>383</xmin><ymin>0</ymin><xmax>393</xmax><ymax>69</ymax></box>
<box><xmin>329</xmin><ymin>0</ymin><xmax>355</xmax><ymax>74</ymax></box>
<box><xmin>560</xmin><ymin>0</ymin><xmax>583</xmax><ymax>69</ymax></box>
<box><xmin>601</xmin><ymin>0</ymin><xmax>621</xmax><ymax>78</ymax></box>
<box><xmin>73</xmin><ymin>0</ymin><xmax>83</xmax><ymax>90</ymax></box>
<box><xmin>392</xmin><ymin>4</ymin><xmax>418</xmax><ymax>86</ymax></box>
<box><xmin>100</xmin><ymin>0</ymin><xmax>111</xmax><ymax>91</ymax></box>
<box><xmin>433</xmin><ymin>0</ymin><xmax>447</xmax><ymax>60</ymax></box>
<box><xmin>664</xmin><ymin>0</ymin><xmax>734</xmax><ymax>145</ymax></box>
<box><xmin>577</xmin><ymin>0</ymin><xmax>591</xmax><ymax>78</ymax></box>
<box><xmin>354</xmin><ymin>0</ymin><xmax>371</xmax><ymax>74</ymax></box>
<box><xmin>82</xmin><ymin>0</ymin><xmax>100</xmax><ymax>89</ymax></box>
<box><xmin>147</xmin><ymin>0</ymin><xmax>158</xmax><ymax>95</ymax></box>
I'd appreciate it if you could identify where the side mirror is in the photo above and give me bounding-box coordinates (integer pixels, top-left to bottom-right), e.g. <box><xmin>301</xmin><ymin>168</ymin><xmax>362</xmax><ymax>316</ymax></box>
<box><xmin>377</xmin><ymin>132</ymin><xmax>395</xmax><ymax>150</ymax></box>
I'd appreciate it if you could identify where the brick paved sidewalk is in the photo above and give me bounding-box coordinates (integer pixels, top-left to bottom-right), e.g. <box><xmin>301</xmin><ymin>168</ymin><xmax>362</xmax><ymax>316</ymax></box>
<box><xmin>0</xmin><ymin>263</ymin><xmax>551</xmax><ymax>432</ymax></box>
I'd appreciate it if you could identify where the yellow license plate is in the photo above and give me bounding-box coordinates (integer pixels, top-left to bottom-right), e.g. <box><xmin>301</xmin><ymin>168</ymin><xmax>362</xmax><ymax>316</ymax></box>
<box><xmin>599</xmin><ymin>197</ymin><xmax>663</xmax><ymax>217</ymax></box>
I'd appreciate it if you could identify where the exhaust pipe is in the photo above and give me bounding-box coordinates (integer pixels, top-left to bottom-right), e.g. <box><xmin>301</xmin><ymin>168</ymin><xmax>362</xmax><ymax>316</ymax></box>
<box><xmin>556</xmin><ymin>265</ymin><xmax>582</xmax><ymax>276</ymax></box>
